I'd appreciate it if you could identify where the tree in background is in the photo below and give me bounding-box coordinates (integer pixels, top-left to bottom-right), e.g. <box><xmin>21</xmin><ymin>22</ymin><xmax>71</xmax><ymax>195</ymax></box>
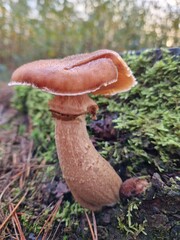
<box><xmin>0</xmin><ymin>0</ymin><xmax>179</xmax><ymax>68</ymax></box>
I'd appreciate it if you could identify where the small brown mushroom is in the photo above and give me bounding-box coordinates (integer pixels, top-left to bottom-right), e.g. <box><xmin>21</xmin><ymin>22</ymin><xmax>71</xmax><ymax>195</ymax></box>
<box><xmin>9</xmin><ymin>49</ymin><xmax>147</xmax><ymax>211</ymax></box>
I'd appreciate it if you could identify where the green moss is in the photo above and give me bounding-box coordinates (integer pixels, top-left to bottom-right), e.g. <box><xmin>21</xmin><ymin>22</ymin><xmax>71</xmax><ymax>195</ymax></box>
<box><xmin>92</xmin><ymin>49</ymin><xmax>179</xmax><ymax>173</ymax></box>
<box><xmin>12</xmin><ymin>87</ymin><xmax>56</xmax><ymax>162</ymax></box>
<box><xmin>113</xmin><ymin>50</ymin><xmax>179</xmax><ymax>172</ymax></box>
<box><xmin>117</xmin><ymin>204</ymin><xmax>147</xmax><ymax>237</ymax></box>
<box><xmin>55</xmin><ymin>201</ymin><xmax>84</xmax><ymax>227</ymax></box>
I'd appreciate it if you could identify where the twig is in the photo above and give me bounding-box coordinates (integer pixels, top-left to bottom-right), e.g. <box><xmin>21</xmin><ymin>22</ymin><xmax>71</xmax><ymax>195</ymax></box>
<box><xmin>92</xmin><ymin>211</ymin><xmax>98</xmax><ymax>240</ymax></box>
<box><xmin>49</xmin><ymin>221</ymin><xmax>61</xmax><ymax>240</ymax></box>
<box><xmin>36</xmin><ymin>198</ymin><xmax>62</xmax><ymax>240</ymax></box>
<box><xmin>85</xmin><ymin>211</ymin><xmax>96</xmax><ymax>240</ymax></box>
<box><xmin>0</xmin><ymin>172</ymin><xmax>11</xmax><ymax>181</ymax></box>
<box><xmin>9</xmin><ymin>204</ymin><xmax>20</xmax><ymax>240</ymax></box>
<box><xmin>25</xmin><ymin>140</ymin><xmax>33</xmax><ymax>178</ymax></box>
<box><xmin>0</xmin><ymin>171</ymin><xmax>25</xmax><ymax>202</ymax></box>
<box><xmin>0</xmin><ymin>191</ymin><xmax>27</xmax><ymax>232</ymax></box>
<box><xmin>3</xmin><ymin>129</ymin><xmax>18</xmax><ymax>165</ymax></box>
<box><xmin>33</xmin><ymin>202</ymin><xmax>53</xmax><ymax>224</ymax></box>
<box><xmin>42</xmin><ymin>198</ymin><xmax>62</xmax><ymax>240</ymax></box>
<box><xmin>9</xmin><ymin>203</ymin><xmax>26</xmax><ymax>240</ymax></box>
<box><xmin>10</xmin><ymin>217</ymin><xmax>18</xmax><ymax>239</ymax></box>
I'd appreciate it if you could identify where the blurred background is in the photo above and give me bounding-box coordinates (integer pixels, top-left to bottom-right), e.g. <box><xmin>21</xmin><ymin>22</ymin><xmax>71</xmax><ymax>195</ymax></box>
<box><xmin>0</xmin><ymin>0</ymin><xmax>179</xmax><ymax>81</ymax></box>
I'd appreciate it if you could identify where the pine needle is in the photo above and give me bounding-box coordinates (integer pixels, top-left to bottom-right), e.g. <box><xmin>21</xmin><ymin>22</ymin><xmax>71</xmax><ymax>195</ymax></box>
<box><xmin>36</xmin><ymin>198</ymin><xmax>62</xmax><ymax>240</ymax></box>
<box><xmin>0</xmin><ymin>191</ymin><xmax>27</xmax><ymax>232</ymax></box>
<box><xmin>85</xmin><ymin>211</ymin><xmax>96</xmax><ymax>240</ymax></box>
<box><xmin>9</xmin><ymin>203</ymin><xmax>26</xmax><ymax>240</ymax></box>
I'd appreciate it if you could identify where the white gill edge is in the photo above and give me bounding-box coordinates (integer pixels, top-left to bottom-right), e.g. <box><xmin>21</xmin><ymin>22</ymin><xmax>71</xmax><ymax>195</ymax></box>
<box><xmin>8</xmin><ymin>77</ymin><xmax>118</xmax><ymax>96</ymax></box>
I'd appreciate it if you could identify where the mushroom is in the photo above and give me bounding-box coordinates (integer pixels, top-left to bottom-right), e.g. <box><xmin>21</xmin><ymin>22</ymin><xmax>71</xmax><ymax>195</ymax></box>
<box><xmin>9</xmin><ymin>49</ymin><xmax>148</xmax><ymax>211</ymax></box>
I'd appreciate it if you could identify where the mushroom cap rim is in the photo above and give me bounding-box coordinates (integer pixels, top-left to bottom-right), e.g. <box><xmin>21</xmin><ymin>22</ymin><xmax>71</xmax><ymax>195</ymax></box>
<box><xmin>8</xmin><ymin>78</ymin><xmax>137</xmax><ymax>96</ymax></box>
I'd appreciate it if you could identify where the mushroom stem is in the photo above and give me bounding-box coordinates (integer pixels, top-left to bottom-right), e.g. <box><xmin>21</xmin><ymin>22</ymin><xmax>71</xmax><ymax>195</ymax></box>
<box><xmin>55</xmin><ymin>116</ymin><xmax>122</xmax><ymax>211</ymax></box>
<box><xmin>50</xmin><ymin>96</ymin><xmax>122</xmax><ymax>211</ymax></box>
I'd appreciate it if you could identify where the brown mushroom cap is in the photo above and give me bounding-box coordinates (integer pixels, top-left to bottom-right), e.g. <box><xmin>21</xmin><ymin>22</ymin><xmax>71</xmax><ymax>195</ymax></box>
<box><xmin>9</xmin><ymin>49</ymin><xmax>137</xmax><ymax>96</ymax></box>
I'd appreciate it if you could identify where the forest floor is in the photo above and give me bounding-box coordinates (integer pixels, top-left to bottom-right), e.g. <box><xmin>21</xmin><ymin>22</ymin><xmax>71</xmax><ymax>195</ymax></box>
<box><xmin>0</xmin><ymin>82</ymin><xmax>180</xmax><ymax>240</ymax></box>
